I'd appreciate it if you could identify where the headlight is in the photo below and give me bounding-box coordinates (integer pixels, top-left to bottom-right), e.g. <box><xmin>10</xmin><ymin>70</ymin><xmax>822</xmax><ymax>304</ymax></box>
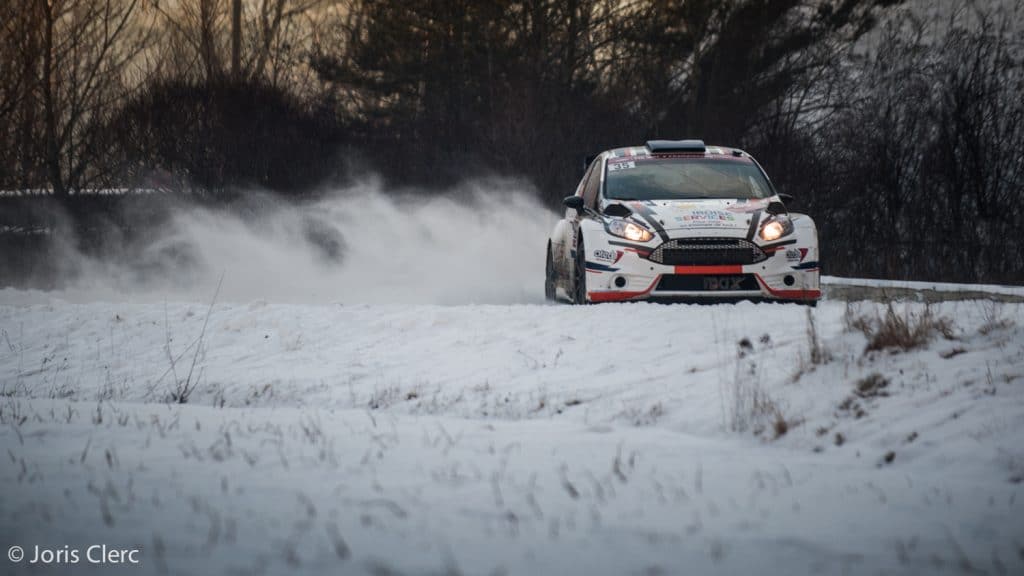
<box><xmin>759</xmin><ymin>216</ymin><xmax>793</xmax><ymax>241</ymax></box>
<box><xmin>606</xmin><ymin>219</ymin><xmax>654</xmax><ymax>242</ymax></box>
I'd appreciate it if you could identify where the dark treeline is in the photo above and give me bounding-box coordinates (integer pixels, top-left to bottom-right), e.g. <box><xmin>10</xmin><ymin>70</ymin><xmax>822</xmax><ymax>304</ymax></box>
<box><xmin>1</xmin><ymin>0</ymin><xmax>1022</xmax><ymax>283</ymax></box>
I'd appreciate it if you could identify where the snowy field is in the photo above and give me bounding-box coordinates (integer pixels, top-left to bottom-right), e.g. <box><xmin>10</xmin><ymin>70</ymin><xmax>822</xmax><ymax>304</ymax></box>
<box><xmin>2</xmin><ymin>295</ymin><xmax>1023</xmax><ymax>575</ymax></box>
<box><xmin>1</xmin><ymin>189</ymin><xmax>1022</xmax><ymax>574</ymax></box>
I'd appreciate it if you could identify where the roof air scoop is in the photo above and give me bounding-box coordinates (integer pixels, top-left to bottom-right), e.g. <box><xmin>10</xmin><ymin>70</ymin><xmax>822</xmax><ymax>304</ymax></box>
<box><xmin>646</xmin><ymin>139</ymin><xmax>706</xmax><ymax>153</ymax></box>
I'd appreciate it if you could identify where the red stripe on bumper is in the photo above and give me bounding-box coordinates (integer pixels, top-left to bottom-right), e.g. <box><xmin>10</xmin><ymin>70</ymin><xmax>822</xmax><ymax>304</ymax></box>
<box><xmin>588</xmin><ymin>278</ymin><xmax>659</xmax><ymax>303</ymax></box>
<box><xmin>754</xmin><ymin>274</ymin><xmax>821</xmax><ymax>300</ymax></box>
<box><xmin>673</xmin><ymin>265</ymin><xmax>743</xmax><ymax>275</ymax></box>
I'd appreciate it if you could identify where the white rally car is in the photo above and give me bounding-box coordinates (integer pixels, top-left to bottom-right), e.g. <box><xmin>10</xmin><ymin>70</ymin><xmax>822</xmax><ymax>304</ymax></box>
<box><xmin>545</xmin><ymin>140</ymin><xmax>820</xmax><ymax>304</ymax></box>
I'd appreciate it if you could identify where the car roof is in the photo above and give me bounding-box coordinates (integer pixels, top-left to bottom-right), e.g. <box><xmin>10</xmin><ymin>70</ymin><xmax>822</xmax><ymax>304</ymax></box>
<box><xmin>604</xmin><ymin>145</ymin><xmax>750</xmax><ymax>161</ymax></box>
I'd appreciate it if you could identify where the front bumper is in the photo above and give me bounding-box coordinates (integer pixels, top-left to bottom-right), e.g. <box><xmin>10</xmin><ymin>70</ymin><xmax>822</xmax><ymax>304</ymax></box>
<box><xmin>584</xmin><ymin>237</ymin><xmax>820</xmax><ymax>303</ymax></box>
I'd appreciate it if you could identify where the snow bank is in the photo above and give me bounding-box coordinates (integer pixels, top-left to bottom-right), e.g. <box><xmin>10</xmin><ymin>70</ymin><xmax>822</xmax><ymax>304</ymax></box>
<box><xmin>823</xmin><ymin>275</ymin><xmax>1024</xmax><ymax>300</ymax></box>
<box><xmin>1</xmin><ymin>298</ymin><xmax>1022</xmax><ymax>575</ymax></box>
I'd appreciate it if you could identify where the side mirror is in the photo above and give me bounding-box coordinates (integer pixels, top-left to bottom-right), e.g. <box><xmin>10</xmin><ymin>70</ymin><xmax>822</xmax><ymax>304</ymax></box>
<box><xmin>778</xmin><ymin>192</ymin><xmax>795</xmax><ymax>204</ymax></box>
<box><xmin>563</xmin><ymin>196</ymin><xmax>585</xmax><ymax>213</ymax></box>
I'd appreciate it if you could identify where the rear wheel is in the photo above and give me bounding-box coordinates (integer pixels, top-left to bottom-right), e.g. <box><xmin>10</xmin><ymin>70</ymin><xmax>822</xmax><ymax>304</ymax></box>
<box><xmin>544</xmin><ymin>244</ymin><xmax>556</xmax><ymax>302</ymax></box>
<box><xmin>573</xmin><ymin>236</ymin><xmax>588</xmax><ymax>304</ymax></box>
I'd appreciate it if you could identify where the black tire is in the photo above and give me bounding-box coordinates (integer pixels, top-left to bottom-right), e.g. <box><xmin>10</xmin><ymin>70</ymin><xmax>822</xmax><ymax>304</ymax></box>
<box><xmin>573</xmin><ymin>235</ymin><xmax>588</xmax><ymax>304</ymax></box>
<box><xmin>786</xmin><ymin>299</ymin><xmax>818</xmax><ymax>308</ymax></box>
<box><xmin>545</xmin><ymin>244</ymin><xmax>556</xmax><ymax>302</ymax></box>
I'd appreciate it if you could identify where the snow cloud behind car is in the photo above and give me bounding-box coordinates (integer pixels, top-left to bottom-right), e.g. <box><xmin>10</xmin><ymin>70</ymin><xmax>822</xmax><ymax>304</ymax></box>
<box><xmin>4</xmin><ymin>178</ymin><xmax>556</xmax><ymax>306</ymax></box>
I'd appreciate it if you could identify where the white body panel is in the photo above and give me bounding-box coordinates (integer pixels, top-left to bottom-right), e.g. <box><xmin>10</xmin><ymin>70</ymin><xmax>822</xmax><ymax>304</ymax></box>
<box><xmin>547</xmin><ymin>147</ymin><xmax>820</xmax><ymax>304</ymax></box>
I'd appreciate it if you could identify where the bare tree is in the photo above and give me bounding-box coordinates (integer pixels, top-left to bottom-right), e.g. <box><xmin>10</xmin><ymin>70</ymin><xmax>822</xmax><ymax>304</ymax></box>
<box><xmin>31</xmin><ymin>0</ymin><xmax>154</xmax><ymax>195</ymax></box>
<box><xmin>249</xmin><ymin>0</ymin><xmax>328</xmax><ymax>87</ymax></box>
<box><xmin>808</xmin><ymin>2</ymin><xmax>1024</xmax><ymax>282</ymax></box>
<box><xmin>605</xmin><ymin>0</ymin><xmax>904</xmax><ymax>141</ymax></box>
<box><xmin>0</xmin><ymin>3</ymin><xmax>44</xmax><ymax>188</ymax></box>
<box><xmin>231</xmin><ymin>0</ymin><xmax>242</xmax><ymax>79</ymax></box>
<box><xmin>151</xmin><ymin>0</ymin><xmax>328</xmax><ymax>86</ymax></box>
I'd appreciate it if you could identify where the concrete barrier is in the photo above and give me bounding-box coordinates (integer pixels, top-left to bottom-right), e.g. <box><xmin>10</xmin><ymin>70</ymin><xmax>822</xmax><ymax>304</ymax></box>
<box><xmin>822</xmin><ymin>276</ymin><xmax>1024</xmax><ymax>303</ymax></box>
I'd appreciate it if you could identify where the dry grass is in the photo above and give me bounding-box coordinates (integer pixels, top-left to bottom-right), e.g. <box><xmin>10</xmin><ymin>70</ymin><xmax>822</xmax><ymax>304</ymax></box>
<box><xmin>621</xmin><ymin>402</ymin><xmax>666</xmax><ymax>426</ymax></box>
<box><xmin>729</xmin><ymin>336</ymin><xmax>800</xmax><ymax>439</ymax></box>
<box><xmin>854</xmin><ymin>373</ymin><xmax>890</xmax><ymax>399</ymax></box>
<box><xmin>791</xmin><ymin>310</ymin><xmax>832</xmax><ymax>383</ymax></box>
<box><xmin>733</xmin><ymin>368</ymin><xmax>798</xmax><ymax>438</ymax></box>
<box><xmin>163</xmin><ymin>275</ymin><xmax>223</xmax><ymax>404</ymax></box>
<box><xmin>979</xmin><ymin>301</ymin><xmax>1015</xmax><ymax>335</ymax></box>
<box><xmin>836</xmin><ymin>373</ymin><xmax>893</xmax><ymax>422</ymax></box>
<box><xmin>837</xmin><ymin>395</ymin><xmax>868</xmax><ymax>419</ymax></box>
<box><xmin>843</xmin><ymin>302</ymin><xmax>873</xmax><ymax>334</ymax></box>
<box><xmin>849</xmin><ymin>303</ymin><xmax>954</xmax><ymax>354</ymax></box>
<box><xmin>745</xmin><ymin>386</ymin><xmax>798</xmax><ymax>439</ymax></box>
<box><xmin>805</xmin><ymin>308</ymin><xmax>832</xmax><ymax>365</ymax></box>
<box><xmin>771</xmin><ymin>413</ymin><xmax>795</xmax><ymax>439</ymax></box>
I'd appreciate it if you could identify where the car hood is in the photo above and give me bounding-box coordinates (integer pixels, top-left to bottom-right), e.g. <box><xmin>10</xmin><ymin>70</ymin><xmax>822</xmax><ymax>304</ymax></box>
<box><xmin>612</xmin><ymin>198</ymin><xmax>773</xmax><ymax>234</ymax></box>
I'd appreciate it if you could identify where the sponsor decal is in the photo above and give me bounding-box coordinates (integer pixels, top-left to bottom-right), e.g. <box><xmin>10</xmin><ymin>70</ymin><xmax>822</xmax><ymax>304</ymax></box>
<box><xmin>672</xmin><ymin>210</ymin><xmax>736</xmax><ymax>228</ymax></box>
<box><xmin>680</xmin><ymin>210</ymin><xmax>734</xmax><ymax>222</ymax></box>
<box><xmin>726</xmin><ymin>198</ymin><xmax>769</xmax><ymax>213</ymax></box>
<box><xmin>629</xmin><ymin>202</ymin><xmax>670</xmax><ymax>241</ymax></box>
<box><xmin>785</xmin><ymin>248</ymin><xmax>801</xmax><ymax>262</ymax></box>
<box><xmin>593</xmin><ymin>248</ymin><xmax>620</xmax><ymax>262</ymax></box>
<box><xmin>703</xmin><ymin>276</ymin><xmax>745</xmax><ymax>290</ymax></box>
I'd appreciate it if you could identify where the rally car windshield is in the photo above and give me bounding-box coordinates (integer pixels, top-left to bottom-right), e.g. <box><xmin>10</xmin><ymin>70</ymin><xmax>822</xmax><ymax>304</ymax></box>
<box><xmin>604</xmin><ymin>158</ymin><xmax>773</xmax><ymax>200</ymax></box>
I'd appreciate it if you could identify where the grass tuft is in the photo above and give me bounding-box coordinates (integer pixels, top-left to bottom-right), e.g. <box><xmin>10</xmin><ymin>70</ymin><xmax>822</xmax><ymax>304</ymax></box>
<box><xmin>850</xmin><ymin>303</ymin><xmax>954</xmax><ymax>354</ymax></box>
<box><xmin>854</xmin><ymin>373</ymin><xmax>890</xmax><ymax>399</ymax></box>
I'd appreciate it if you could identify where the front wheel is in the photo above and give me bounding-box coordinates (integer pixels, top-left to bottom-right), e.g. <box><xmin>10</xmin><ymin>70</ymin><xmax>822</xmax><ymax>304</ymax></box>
<box><xmin>572</xmin><ymin>236</ymin><xmax>588</xmax><ymax>305</ymax></box>
<box><xmin>544</xmin><ymin>244</ymin><xmax>556</xmax><ymax>302</ymax></box>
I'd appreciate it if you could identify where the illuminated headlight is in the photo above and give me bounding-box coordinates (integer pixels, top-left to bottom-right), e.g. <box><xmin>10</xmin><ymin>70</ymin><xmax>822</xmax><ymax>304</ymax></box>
<box><xmin>759</xmin><ymin>216</ymin><xmax>794</xmax><ymax>241</ymax></box>
<box><xmin>606</xmin><ymin>219</ymin><xmax>654</xmax><ymax>242</ymax></box>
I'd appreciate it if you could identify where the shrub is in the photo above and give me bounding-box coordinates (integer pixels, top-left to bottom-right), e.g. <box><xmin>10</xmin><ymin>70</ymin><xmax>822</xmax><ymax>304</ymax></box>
<box><xmin>110</xmin><ymin>79</ymin><xmax>341</xmax><ymax>195</ymax></box>
<box><xmin>854</xmin><ymin>304</ymin><xmax>954</xmax><ymax>353</ymax></box>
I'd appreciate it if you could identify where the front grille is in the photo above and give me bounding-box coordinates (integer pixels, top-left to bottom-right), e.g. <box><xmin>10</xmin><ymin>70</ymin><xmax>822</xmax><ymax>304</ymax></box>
<box><xmin>647</xmin><ymin>238</ymin><xmax>767</xmax><ymax>265</ymax></box>
<box><xmin>656</xmin><ymin>274</ymin><xmax>759</xmax><ymax>292</ymax></box>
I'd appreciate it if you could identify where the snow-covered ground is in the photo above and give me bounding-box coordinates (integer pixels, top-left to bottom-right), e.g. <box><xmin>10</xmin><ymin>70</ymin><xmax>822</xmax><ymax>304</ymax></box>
<box><xmin>2</xmin><ymin>296</ymin><xmax>1022</xmax><ymax>575</ymax></box>
<box><xmin>1</xmin><ymin>184</ymin><xmax>1021</xmax><ymax>574</ymax></box>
